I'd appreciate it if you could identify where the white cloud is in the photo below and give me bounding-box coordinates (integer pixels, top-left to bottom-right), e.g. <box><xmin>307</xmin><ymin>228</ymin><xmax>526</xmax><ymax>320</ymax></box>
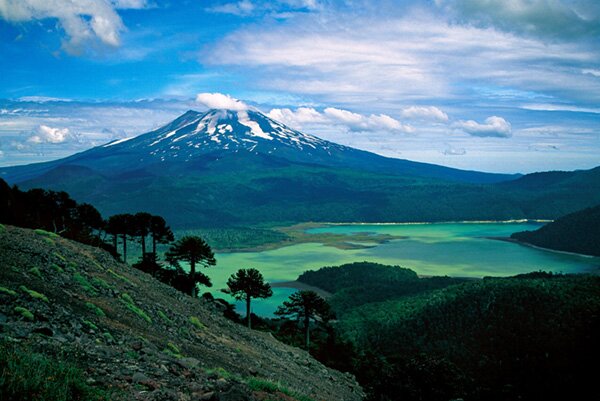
<box><xmin>435</xmin><ymin>0</ymin><xmax>600</xmax><ymax>39</ymax></box>
<box><xmin>267</xmin><ymin>107</ymin><xmax>327</xmax><ymax>127</ymax></box>
<box><xmin>401</xmin><ymin>106</ymin><xmax>449</xmax><ymax>122</ymax></box>
<box><xmin>208</xmin><ymin>0</ymin><xmax>318</xmax><ymax>16</ymax></box>
<box><xmin>204</xmin><ymin>10</ymin><xmax>600</xmax><ymax>105</ymax></box>
<box><xmin>582</xmin><ymin>69</ymin><xmax>600</xmax><ymax>77</ymax></box>
<box><xmin>267</xmin><ymin>106</ymin><xmax>412</xmax><ymax>133</ymax></box>
<box><xmin>0</xmin><ymin>0</ymin><xmax>133</xmax><ymax>52</ymax></box>
<box><xmin>28</xmin><ymin>125</ymin><xmax>70</xmax><ymax>144</ymax></box>
<box><xmin>195</xmin><ymin>92</ymin><xmax>249</xmax><ymax>111</ymax></box>
<box><xmin>455</xmin><ymin>116</ymin><xmax>512</xmax><ymax>138</ymax></box>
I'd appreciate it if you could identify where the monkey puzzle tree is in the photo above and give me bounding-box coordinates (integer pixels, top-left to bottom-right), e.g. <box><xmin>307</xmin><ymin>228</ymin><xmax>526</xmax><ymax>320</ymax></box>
<box><xmin>165</xmin><ymin>236</ymin><xmax>216</xmax><ymax>298</ymax></box>
<box><xmin>275</xmin><ymin>290</ymin><xmax>333</xmax><ymax>349</ymax></box>
<box><xmin>149</xmin><ymin>215</ymin><xmax>174</xmax><ymax>258</ymax></box>
<box><xmin>226</xmin><ymin>268</ymin><xmax>272</xmax><ymax>329</ymax></box>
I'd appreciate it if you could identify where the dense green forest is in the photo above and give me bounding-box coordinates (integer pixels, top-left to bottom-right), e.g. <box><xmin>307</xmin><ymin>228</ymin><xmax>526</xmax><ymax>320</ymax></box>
<box><xmin>293</xmin><ymin>263</ymin><xmax>600</xmax><ymax>401</ymax></box>
<box><xmin>511</xmin><ymin>204</ymin><xmax>600</xmax><ymax>256</ymax></box>
<box><xmin>298</xmin><ymin>262</ymin><xmax>469</xmax><ymax>315</ymax></box>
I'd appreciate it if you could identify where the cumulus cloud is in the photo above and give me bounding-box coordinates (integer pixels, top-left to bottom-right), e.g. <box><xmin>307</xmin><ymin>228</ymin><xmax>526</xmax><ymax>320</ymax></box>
<box><xmin>195</xmin><ymin>93</ymin><xmax>249</xmax><ymax>111</ymax></box>
<box><xmin>28</xmin><ymin>125</ymin><xmax>71</xmax><ymax>144</ymax></box>
<box><xmin>267</xmin><ymin>106</ymin><xmax>412</xmax><ymax>133</ymax></box>
<box><xmin>401</xmin><ymin>106</ymin><xmax>449</xmax><ymax>122</ymax></box>
<box><xmin>435</xmin><ymin>0</ymin><xmax>600</xmax><ymax>39</ymax></box>
<box><xmin>0</xmin><ymin>0</ymin><xmax>147</xmax><ymax>52</ymax></box>
<box><xmin>455</xmin><ymin>116</ymin><xmax>512</xmax><ymax>138</ymax></box>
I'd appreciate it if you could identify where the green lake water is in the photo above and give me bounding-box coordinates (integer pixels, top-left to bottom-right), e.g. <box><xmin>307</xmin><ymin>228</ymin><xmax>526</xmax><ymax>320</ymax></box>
<box><xmin>205</xmin><ymin>222</ymin><xmax>600</xmax><ymax>316</ymax></box>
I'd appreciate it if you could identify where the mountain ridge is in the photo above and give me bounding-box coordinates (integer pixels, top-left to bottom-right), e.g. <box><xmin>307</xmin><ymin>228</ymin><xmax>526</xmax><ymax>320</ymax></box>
<box><xmin>1</xmin><ymin>109</ymin><xmax>598</xmax><ymax>228</ymax></box>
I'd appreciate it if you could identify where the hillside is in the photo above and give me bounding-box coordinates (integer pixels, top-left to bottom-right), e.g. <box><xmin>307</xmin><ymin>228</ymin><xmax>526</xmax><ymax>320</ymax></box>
<box><xmin>295</xmin><ymin>263</ymin><xmax>600</xmax><ymax>401</ymax></box>
<box><xmin>510</xmin><ymin>204</ymin><xmax>600</xmax><ymax>256</ymax></box>
<box><xmin>0</xmin><ymin>225</ymin><xmax>363</xmax><ymax>401</ymax></box>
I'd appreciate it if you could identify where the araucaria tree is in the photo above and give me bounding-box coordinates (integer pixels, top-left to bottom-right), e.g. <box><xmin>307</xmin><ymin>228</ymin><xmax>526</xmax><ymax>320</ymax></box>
<box><xmin>226</xmin><ymin>268</ymin><xmax>272</xmax><ymax>329</ymax></box>
<box><xmin>275</xmin><ymin>290</ymin><xmax>333</xmax><ymax>349</ymax></box>
<box><xmin>149</xmin><ymin>215</ymin><xmax>174</xmax><ymax>259</ymax></box>
<box><xmin>165</xmin><ymin>236</ymin><xmax>216</xmax><ymax>297</ymax></box>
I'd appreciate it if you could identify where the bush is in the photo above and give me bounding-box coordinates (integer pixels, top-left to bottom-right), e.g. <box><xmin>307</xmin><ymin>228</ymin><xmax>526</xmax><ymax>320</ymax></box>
<box><xmin>0</xmin><ymin>341</ymin><xmax>112</xmax><ymax>401</ymax></box>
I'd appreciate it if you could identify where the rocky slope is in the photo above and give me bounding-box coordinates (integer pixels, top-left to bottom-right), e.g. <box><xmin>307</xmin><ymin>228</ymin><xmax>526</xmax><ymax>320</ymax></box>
<box><xmin>0</xmin><ymin>225</ymin><xmax>363</xmax><ymax>401</ymax></box>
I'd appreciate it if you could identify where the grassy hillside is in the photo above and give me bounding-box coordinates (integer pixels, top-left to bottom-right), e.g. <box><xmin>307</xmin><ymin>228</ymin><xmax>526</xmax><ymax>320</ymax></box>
<box><xmin>0</xmin><ymin>225</ymin><xmax>363</xmax><ymax>401</ymax></box>
<box><xmin>511</xmin><ymin>204</ymin><xmax>600</xmax><ymax>256</ymax></box>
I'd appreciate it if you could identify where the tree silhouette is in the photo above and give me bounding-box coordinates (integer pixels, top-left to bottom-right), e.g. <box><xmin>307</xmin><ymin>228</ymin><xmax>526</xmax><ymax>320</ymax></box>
<box><xmin>106</xmin><ymin>213</ymin><xmax>135</xmax><ymax>263</ymax></box>
<box><xmin>226</xmin><ymin>268</ymin><xmax>272</xmax><ymax>329</ymax></box>
<box><xmin>133</xmin><ymin>212</ymin><xmax>153</xmax><ymax>257</ymax></box>
<box><xmin>149</xmin><ymin>215</ymin><xmax>174</xmax><ymax>258</ymax></box>
<box><xmin>165</xmin><ymin>236</ymin><xmax>216</xmax><ymax>297</ymax></box>
<box><xmin>275</xmin><ymin>290</ymin><xmax>333</xmax><ymax>349</ymax></box>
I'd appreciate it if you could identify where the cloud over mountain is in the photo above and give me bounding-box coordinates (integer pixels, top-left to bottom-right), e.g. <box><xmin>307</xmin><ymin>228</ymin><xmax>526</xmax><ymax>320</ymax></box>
<box><xmin>195</xmin><ymin>93</ymin><xmax>249</xmax><ymax>111</ymax></box>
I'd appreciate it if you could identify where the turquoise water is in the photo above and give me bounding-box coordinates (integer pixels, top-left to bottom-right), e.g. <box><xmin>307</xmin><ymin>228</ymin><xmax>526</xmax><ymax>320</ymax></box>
<box><xmin>205</xmin><ymin>222</ymin><xmax>600</xmax><ymax>316</ymax></box>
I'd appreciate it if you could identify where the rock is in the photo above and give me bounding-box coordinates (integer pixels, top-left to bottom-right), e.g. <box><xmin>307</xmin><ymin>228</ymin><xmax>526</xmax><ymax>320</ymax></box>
<box><xmin>178</xmin><ymin>357</ymin><xmax>200</xmax><ymax>369</ymax></box>
<box><xmin>216</xmin><ymin>385</ymin><xmax>254</xmax><ymax>401</ymax></box>
<box><xmin>131</xmin><ymin>341</ymin><xmax>143</xmax><ymax>351</ymax></box>
<box><xmin>194</xmin><ymin>391</ymin><xmax>216</xmax><ymax>401</ymax></box>
<box><xmin>132</xmin><ymin>372</ymin><xmax>150</xmax><ymax>383</ymax></box>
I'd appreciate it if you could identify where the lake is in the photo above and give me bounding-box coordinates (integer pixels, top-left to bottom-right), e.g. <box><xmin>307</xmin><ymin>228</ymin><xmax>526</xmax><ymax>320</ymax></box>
<box><xmin>205</xmin><ymin>222</ymin><xmax>600</xmax><ymax>316</ymax></box>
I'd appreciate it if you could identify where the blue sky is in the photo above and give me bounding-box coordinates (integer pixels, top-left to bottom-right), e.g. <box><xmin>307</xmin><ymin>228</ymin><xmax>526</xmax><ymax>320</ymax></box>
<box><xmin>0</xmin><ymin>0</ymin><xmax>599</xmax><ymax>173</ymax></box>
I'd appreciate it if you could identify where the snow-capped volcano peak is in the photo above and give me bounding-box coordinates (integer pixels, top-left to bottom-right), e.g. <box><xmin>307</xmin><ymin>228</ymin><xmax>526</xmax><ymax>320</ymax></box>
<box><xmin>101</xmin><ymin>109</ymin><xmax>348</xmax><ymax>163</ymax></box>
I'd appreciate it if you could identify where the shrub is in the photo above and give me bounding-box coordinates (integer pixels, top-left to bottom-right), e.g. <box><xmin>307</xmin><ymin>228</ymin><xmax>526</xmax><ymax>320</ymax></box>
<box><xmin>0</xmin><ymin>286</ymin><xmax>17</xmax><ymax>296</ymax></box>
<box><xmin>246</xmin><ymin>378</ymin><xmax>315</xmax><ymax>401</ymax></box>
<box><xmin>19</xmin><ymin>285</ymin><xmax>49</xmax><ymax>303</ymax></box>
<box><xmin>189</xmin><ymin>316</ymin><xmax>205</xmax><ymax>330</ymax></box>
<box><xmin>120</xmin><ymin>294</ymin><xmax>152</xmax><ymax>323</ymax></box>
<box><xmin>0</xmin><ymin>341</ymin><xmax>112</xmax><ymax>400</ymax></box>
<box><xmin>85</xmin><ymin>302</ymin><xmax>105</xmax><ymax>317</ymax></box>
<box><xmin>73</xmin><ymin>273</ymin><xmax>98</xmax><ymax>296</ymax></box>
<box><xmin>14</xmin><ymin>306</ymin><xmax>34</xmax><ymax>320</ymax></box>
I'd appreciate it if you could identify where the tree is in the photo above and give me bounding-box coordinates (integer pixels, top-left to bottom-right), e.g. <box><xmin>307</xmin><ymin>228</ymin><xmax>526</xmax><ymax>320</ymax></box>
<box><xmin>133</xmin><ymin>212</ymin><xmax>153</xmax><ymax>257</ymax></box>
<box><xmin>165</xmin><ymin>236</ymin><xmax>216</xmax><ymax>297</ymax></box>
<box><xmin>106</xmin><ymin>213</ymin><xmax>135</xmax><ymax>263</ymax></box>
<box><xmin>275</xmin><ymin>290</ymin><xmax>333</xmax><ymax>349</ymax></box>
<box><xmin>225</xmin><ymin>268</ymin><xmax>272</xmax><ymax>329</ymax></box>
<box><xmin>149</xmin><ymin>215</ymin><xmax>174</xmax><ymax>258</ymax></box>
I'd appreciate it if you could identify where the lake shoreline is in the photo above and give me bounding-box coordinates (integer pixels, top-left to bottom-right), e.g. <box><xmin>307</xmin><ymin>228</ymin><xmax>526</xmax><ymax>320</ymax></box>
<box><xmin>486</xmin><ymin>236</ymin><xmax>598</xmax><ymax>259</ymax></box>
<box><xmin>271</xmin><ymin>281</ymin><xmax>333</xmax><ymax>299</ymax></box>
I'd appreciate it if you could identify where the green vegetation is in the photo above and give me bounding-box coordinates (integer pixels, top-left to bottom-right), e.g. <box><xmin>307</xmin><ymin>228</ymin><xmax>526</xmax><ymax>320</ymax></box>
<box><xmin>0</xmin><ymin>223</ymin><xmax>5</xmax><ymax>232</ymax></box>
<box><xmin>91</xmin><ymin>277</ymin><xmax>112</xmax><ymax>290</ymax></box>
<box><xmin>28</xmin><ymin>267</ymin><xmax>43</xmax><ymax>278</ymax></box>
<box><xmin>511</xmin><ymin>204</ymin><xmax>600</xmax><ymax>256</ymax></box>
<box><xmin>120</xmin><ymin>294</ymin><xmax>152</xmax><ymax>323</ymax></box>
<box><xmin>85</xmin><ymin>302</ymin><xmax>105</xmax><ymax>317</ymax></box>
<box><xmin>73</xmin><ymin>272</ymin><xmax>98</xmax><ymax>296</ymax></box>
<box><xmin>51</xmin><ymin>263</ymin><xmax>64</xmax><ymax>273</ymax></box>
<box><xmin>14</xmin><ymin>306</ymin><xmax>34</xmax><ymax>320</ymax></box>
<box><xmin>107</xmin><ymin>269</ymin><xmax>134</xmax><ymax>286</ymax></box>
<box><xmin>189</xmin><ymin>316</ymin><xmax>205</xmax><ymax>330</ymax></box>
<box><xmin>82</xmin><ymin>320</ymin><xmax>98</xmax><ymax>331</ymax></box>
<box><xmin>158</xmin><ymin>310</ymin><xmax>172</xmax><ymax>325</ymax></box>
<box><xmin>177</xmin><ymin>227</ymin><xmax>289</xmax><ymax>251</ymax></box>
<box><xmin>165</xmin><ymin>236</ymin><xmax>216</xmax><ymax>297</ymax></box>
<box><xmin>246</xmin><ymin>378</ymin><xmax>315</xmax><ymax>401</ymax></box>
<box><xmin>53</xmin><ymin>252</ymin><xmax>66</xmax><ymax>262</ymax></box>
<box><xmin>0</xmin><ymin>286</ymin><xmax>17</xmax><ymax>296</ymax></box>
<box><xmin>34</xmin><ymin>229</ymin><xmax>59</xmax><ymax>238</ymax></box>
<box><xmin>19</xmin><ymin>285</ymin><xmax>49</xmax><ymax>303</ymax></box>
<box><xmin>276</xmin><ymin>291</ymin><xmax>332</xmax><ymax>349</ymax></box>
<box><xmin>226</xmin><ymin>268</ymin><xmax>272</xmax><ymax>329</ymax></box>
<box><xmin>166</xmin><ymin>342</ymin><xmax>181</xmax><ymax>355</ymax></box>
<box><xmin>298</xmin><ymin>262</ymin><xmax>468</xmax><ymax>315</ymax></box>
<box><xmin>0</xmin><ymin>341</ymin><xmax>112</xmax><ymax>401</ymax></box>
<box><xmin>102</xmin><ymin>332</ymin><xmax>115</xmax><ymax>343</ymax></box>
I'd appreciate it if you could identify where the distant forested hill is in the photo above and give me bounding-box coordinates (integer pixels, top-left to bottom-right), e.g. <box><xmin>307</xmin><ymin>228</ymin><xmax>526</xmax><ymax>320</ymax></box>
<box><xmin>511</xmin><ymin>204</ymin><xmax>600</xmax><ymax>256</ymax></box>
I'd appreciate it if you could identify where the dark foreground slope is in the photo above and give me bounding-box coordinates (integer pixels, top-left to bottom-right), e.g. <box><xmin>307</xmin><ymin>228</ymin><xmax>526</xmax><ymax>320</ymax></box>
<box><xmin>511</xmin><ymin>204</ymin><xmax>600</xmax><ymax>256</ymax></box>
<box><xmin>0</xmin><ymin>225</ymin><xmax>363</xmax><ymax>401</ymax></box>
